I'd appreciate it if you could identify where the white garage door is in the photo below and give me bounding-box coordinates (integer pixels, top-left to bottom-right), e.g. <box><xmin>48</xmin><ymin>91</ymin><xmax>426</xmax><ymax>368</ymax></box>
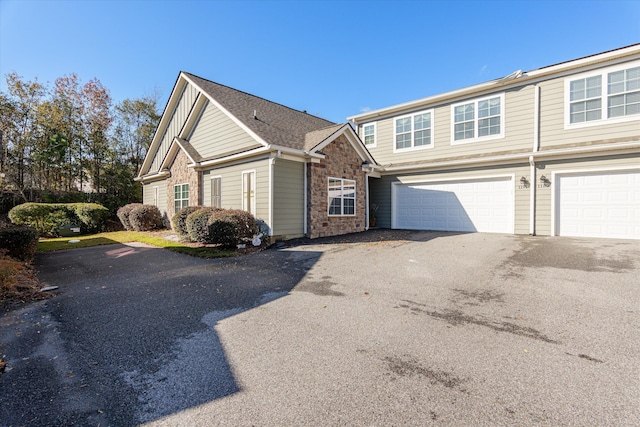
<box><xmin>393</xmin><ymin>177</ymin><xmax>514</xmax><ymax>233</ymax></box>
<box><xmin>556</xmin><ymin>170</ymin><xmax>640</xmax><ymax>239</ymax></box>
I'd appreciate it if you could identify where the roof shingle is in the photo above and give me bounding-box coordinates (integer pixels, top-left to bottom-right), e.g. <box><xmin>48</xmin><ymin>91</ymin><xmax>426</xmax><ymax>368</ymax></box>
<box><xmin>183</xmin><ymin>72</ymin><xmax>336</xmax><ymax>151</ymax></box>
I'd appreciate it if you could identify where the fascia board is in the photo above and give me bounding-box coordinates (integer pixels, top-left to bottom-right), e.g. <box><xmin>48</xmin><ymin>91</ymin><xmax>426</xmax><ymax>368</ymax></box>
<box><xmin>380</xmin><ymin>141</ymin><xmax>640</xmax><ymax>173</ymax></box>
<box><xmin>135</xmin><ymin>171</ymin><xmax>170</xmax><ymax>182</ymax></box>
<box><xmin>197</xmin><ymin>146</ymin><xmax>272</xmax><ymax>169</ymax></box>
<box><xmin>348</xmin><ymin>45</ymin><xmax>640</xmax><ymax>124</ymax></box>
<box><xmin>173</xmin><ymin>138</ymin><xmax>197</xmax><ymax>164</ymax></box>
<box><xmin>308</xmin><ymin>125</ymin><xmax>377</xmax><ymax>165</ymax></box>
<box><xmin>181</xmin><ymin>73</ymin><xmax>270</xmax><ymax>148</ymax></box>
<box><xmin>179</xmin><ymin>92</ymin><xmax>207</xmax><ymax>140</ymax></box>
<box><xmin>138</xmin><ymin>75</ymin><xmax>187</xmax><ymax>178</ymax></box>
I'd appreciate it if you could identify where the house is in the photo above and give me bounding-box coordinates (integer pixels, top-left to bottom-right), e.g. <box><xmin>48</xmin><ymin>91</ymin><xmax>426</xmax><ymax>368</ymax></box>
<box><xmin>138</xmin><ymin>44</ymin><xmax>640</xmax><ymax>242</ymax></box>
<box><xmin>348</xmin><ymin>44</ymin><xmax>640</xmax><ymax>240</ymax></box>
<box><xmin>136</xmin><ymin>72</ymin><xmax>375</xmax><ymax>240</ymax></box>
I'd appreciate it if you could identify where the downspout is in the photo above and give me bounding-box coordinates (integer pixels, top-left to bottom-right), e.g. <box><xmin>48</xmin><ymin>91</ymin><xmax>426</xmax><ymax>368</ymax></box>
<box><xmin>529</xmin><ymin>156</ymin><xmax>536</xmax><ymax>236</ymax></box>
<box><xmin>365</xmin><ymin>170</ymin><xmax>370</xmax><ymax>231</ymax></box>
<box><xmin>303</xmin><ymin>161</ymin><xmax>308</xmax><ymax>236</ymax></box>
<box><xmin>268</xmin><ymin>155</ymin><xmax>276</xmax><ymax>237</ymax></box>
<box><xmin>529</xmin><ymin>84</ymin><xmax>540</xmax><ymax>236</ymax></box>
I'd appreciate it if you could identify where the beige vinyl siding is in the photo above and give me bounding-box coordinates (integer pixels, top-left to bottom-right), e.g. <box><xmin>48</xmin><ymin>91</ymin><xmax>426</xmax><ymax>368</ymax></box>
<box><xmin>272</xmin><ymin>159</ymin><xmax>304</xmax><ymax>237</ymax></box>
<box><xmin>202</xmin><ymin>157</ymin><xmax>270</xmax><ymax>225</ymax></box>
<box><xmin>188</xmin><ymin>100</ymin><xmax>262</xmax><ymax>160</ymax></box>
<box><xmin>532</xmin><ymin>153</ymin><xmax>640</xmax><ymax>236</ymax></box>
<box><xmin>362</xmin><ymin>86</ymin><xmax>535</xmax><ymax>165</ymax></box>
<box><xmin>142</xmin><ymin>179</ymin><xmax>168</xmax><ymax>219</ymax></box>
<box><xmin>150</xmin><ymin>84</ymin><xmax>198</xmax><ymax>173</ymax></box>
<box><xmin>538</xmin><ymin>76</ymin><xmax>640</xmax><ymax>148</ymax></box>
<box><xmin>371</xmin><ymin>163</ymin><xmax>530</xmax><ymax>234</ymax></box>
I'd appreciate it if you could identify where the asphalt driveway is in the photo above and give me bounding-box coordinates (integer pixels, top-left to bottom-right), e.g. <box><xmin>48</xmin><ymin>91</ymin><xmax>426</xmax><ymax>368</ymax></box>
<box><xmin>1</xmin><ymin>231</ymin><xmax>639</xmax><ymax>426</ymax></box>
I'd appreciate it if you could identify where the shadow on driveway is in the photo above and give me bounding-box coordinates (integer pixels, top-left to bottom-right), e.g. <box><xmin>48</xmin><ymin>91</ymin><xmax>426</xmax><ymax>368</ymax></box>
<box><xmin>0</xmin><ymin>242</ymin><xmax>321</xmax><ymax>426</ymax></box>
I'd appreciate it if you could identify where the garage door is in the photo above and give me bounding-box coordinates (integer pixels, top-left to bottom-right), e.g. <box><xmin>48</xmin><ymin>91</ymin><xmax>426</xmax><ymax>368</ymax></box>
<box><xmin>393</xmin><ymin>177</ymin><xmax>514</xmax><ymax>233</ymax></box>
<box><xmin>556</xmin><ymin>170</ymin><xmax>640</xmax><ymax>239</ymax></box>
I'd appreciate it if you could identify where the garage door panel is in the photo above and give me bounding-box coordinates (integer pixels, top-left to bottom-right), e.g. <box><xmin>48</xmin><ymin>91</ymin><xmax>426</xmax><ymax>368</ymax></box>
<box><xmin>394</xmin><ymin>177</ymin><xmax>513</xmax><ymax>233</ymax></box>
<box><xmin>557</xmin><ymin>170</ymin><xmax>640</xmax><ymax>239</ymax></box>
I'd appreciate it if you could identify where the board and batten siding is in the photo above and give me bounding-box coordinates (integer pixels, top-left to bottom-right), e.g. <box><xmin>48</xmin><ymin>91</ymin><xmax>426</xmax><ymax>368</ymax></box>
<box><xmin>188</xmin><ymin>100</ymin><xmax>262</xmax><ymax>161</ymax></box>
<box><xmin>272</xmin><ymin>159</ymin><xmax>304</xmax><ymax>238</ymax></box>
<box><xmin>370</xmin><ymin>163</ymin><xmax>530</xmax><ymax>234</ymax></box>
<box><xmin>150</xmin><ymin>84</ymin><xmax>198</xmax><ymax>174</ymax></box>
<box><xmin>538</xmin><ymin>70</ymin><xmax>640</xmax><ymax>148</ymax></box>
<box><xmin>361</xmin><ymin>86</ymin><xmax>535</xmax><ymax>166</ymax></box>
<box><xmin>202</xmin><ymin>157</ymin><xmax>271</xmax><ymax>226</ymax></box>
<box><xmin>533</xmin><ymin>153</ymin><xmax>640</xmax><ymax>236</ymax></box>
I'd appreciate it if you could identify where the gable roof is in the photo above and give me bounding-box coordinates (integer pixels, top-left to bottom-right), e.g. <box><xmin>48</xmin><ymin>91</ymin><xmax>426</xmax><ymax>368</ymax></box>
<box><xmin>182</xmin><ymin>72</ymin><xmax>336</xmax><ymax>151</ymax></box>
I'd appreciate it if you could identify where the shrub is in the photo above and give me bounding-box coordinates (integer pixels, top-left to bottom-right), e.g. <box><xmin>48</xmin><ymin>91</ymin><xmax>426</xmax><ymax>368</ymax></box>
<box><xmin>171</xmin><ymin>206</ymin><xmax>201</xmax><ymax>237</ymax></box>
<box><xmin>208</xmin><ymin>209</ymin><xmax>258</xmax><ymax>248</ymax></box>
<box><xmin>0</xmin><ymin>223</ymin><xmax>39</xmax><ymax>261</ymax></box>
<box><xmin>9</xmin><ymin>202</ymin><xmax>109</xmax><ymax>236</ymax></box>
<box><xmin>73</xmin><ymin>203</ymin><xmax>110</xmax><ymax>233</ymax></box>
<box><xmin>117</xmin><ymin>203</ymin><xmax>142</xmax><ymax>231</ymax></box>
<box><xmin>129</xmin><ymin>205</ymin><xmax>164</xmax><ymax>231</ymax></box>
<box><xmin>186</xmin><ymin>207</ymin><xmax>221</xmax><ymax>243</ymax></box>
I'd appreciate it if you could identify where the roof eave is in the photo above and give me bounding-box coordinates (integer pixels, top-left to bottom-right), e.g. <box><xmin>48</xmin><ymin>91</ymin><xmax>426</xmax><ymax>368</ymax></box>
<box><xmin>348</xmin><ymin>44</ymin><xmax>640</xmax><ymax>124</ymax></box>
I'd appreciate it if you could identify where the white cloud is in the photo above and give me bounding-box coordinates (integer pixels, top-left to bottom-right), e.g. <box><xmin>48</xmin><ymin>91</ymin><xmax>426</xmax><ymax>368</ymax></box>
<box><xmin>360</xmin><ymin>106</ymin><xmax>371</xmax><ymax>113</ymax></box>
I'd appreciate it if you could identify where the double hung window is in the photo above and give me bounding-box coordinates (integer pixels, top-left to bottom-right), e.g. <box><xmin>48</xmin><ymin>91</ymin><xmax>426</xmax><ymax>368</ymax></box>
<box><xmin>566</xmin><ymin>62</ymin><xmax>640</xmax><ymax>126</ymax></box>
<box><xmin>328</xmin><ymin>178</ymin><xmax>355</xmax><ymax>216</ymax></box>
<box><xmin>394</xmin><ymin>110</ymin><xmax>433</xmax><ymax>151</ymax></box>
<box><xmin>363</xmin><ymin>123</ymin><xmax>376</xmax><ymax>146</ymax></box>
<box><xmin>174</xmin><ymin>183</ymin><xmax>189</xmax><ymax>213</ymax></box>
<box><xmin>452</xmin><ymin>94</ymin><xmax>504</xmax><ymax>143</ymax></box>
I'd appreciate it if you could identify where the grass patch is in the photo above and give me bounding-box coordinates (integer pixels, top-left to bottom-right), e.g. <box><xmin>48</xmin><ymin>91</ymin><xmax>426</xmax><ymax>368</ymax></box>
<box><xmin>38</xmin><ymin>231</ymin><xmax>237</xmax><ymax>258</ymax></box>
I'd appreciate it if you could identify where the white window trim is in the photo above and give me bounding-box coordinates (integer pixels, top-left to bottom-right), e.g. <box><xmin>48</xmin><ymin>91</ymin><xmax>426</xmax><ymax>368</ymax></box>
<box><xmin>564</xmin><ymin>59</ymin><xmax>640</xmax><ymax>129</ymax></box>
<box><xmin>327</xmin><ymin>177</ymin><xmax>356</xmax><ymax>217</ymax></box>
<box><xmin>362</xmin><ymin>122</ymin><xmax>377</xmax><ymax>148</ymax></box>
<box><xmin>210</xmin><ymin>175</ymin><xmax>222</xmax><ymax>208</ymax></box>
<box><xmin>153</xmin><ymin>186</ymin><xmax>159</xmax><ymax>207</ymax></box>
<box><xmin>450</xmin><ymin>93</ymin><xmax>505</xmax><ymax>145</ymax></box>
<box><xmin>174</xmin><ymin>182</ymin><xmax>190</xmax><ymax>212</ymax></box>
<box><xmin>393</xmin><ymin>109</ymin><xmax>435</xmax><ymax>153</ymax></box>
<box><xmin>242</xmin><ymin>170</ymin><xmax>256</xmax><ymax>215</ymax></box>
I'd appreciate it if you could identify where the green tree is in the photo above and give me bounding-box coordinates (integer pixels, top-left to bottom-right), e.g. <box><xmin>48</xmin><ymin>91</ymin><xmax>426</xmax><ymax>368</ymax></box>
<box><xmin>0</xmin><ymin>72</ymin><xmax>46</xmax><ymax>194</ymax></box>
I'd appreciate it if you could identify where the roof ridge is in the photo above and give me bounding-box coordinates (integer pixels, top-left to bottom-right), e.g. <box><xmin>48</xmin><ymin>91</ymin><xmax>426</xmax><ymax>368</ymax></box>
<box><xmin>182</xmin><ymin>71</ymin><xmax>335</xmax><ymax>125</ymax></box>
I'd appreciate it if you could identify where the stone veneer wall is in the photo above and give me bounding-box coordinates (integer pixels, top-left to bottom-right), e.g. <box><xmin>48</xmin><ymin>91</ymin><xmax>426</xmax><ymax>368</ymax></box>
<box><xmin>307</xmin><ymin>134</ymin><xmax>366</xmax><ymax>238</ymax></box>
<box><xmin>166</xmin><ymin>149</ymin><xmax>201</xmax><ymax>221</ymax></box>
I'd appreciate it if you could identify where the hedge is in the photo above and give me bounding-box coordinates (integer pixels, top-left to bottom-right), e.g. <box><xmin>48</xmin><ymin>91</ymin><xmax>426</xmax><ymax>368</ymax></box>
<box><xmin>129</xmin><ymin>205</ymin><xmax>164</xmax><ymax>231</ymax></box>
<box><xmin>116</xmin><ymin>203</ymin><xmax>142</xmax><ymax>231</ymax></box>
<box><xmin>0</xmin><ymin>223</ymin><xmax>39</xmax><ymax>261</ymax></box>
<box><xmin>207</xmin><ymin>209</ymin><xmax>258</xmax><ymax>248</ymax></box>
<box><xmin>8</xmin><ymin>203</ymin><xmax>109</xmax><ymax>235</ymax></box>
<box><xmin>186</xmin><ymin>207</ymin><xmax>221</xmax><ymax>243</ymax></box>
<box><xmin>171</xmin><ymin>206</ymin><xmax>202</xmax><ymax>238</ymax></box>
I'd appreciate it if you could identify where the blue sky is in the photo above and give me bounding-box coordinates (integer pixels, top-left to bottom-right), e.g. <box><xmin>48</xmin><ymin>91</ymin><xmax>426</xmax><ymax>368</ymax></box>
<box><xmin>1</xmin><ymin>0</ymin><xmax>639</xmax><ymax>123</ymax></box>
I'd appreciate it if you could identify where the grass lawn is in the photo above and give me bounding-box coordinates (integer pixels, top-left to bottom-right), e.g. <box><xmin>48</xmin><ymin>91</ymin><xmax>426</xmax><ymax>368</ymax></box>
<box><xmin>38</xmin><ymin>231</ymin><xmax>237</xmax><ymax>258</ymax></box>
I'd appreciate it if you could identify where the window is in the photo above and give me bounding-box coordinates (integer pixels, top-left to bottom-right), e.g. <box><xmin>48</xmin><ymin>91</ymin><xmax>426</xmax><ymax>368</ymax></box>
<box><xmin>566</xmin><ymin>61</ymin><xmax>640</xmax><ymax>127</ymax></box>
<box><xmin>174</xmin><ymin>183</ymin><xmax>189</xmax><ymax>213</ymax></box>
<box><xmin>211</xmin><ymin>177</ymin><xmax>221</xmax><ymax>208</ymax></box>
<box><xmin>328</xmin><ymin>178</ymin><xmax>355</xmax><ymax>216</ymax></box>
<box><xmin>452</xmin><ymin>94</ymin><xmax>504</xmax><ymax>143</ymax></box>
<box><xmin>394</xmin><ymin>110</ymin><xmax>433</xmax><ymax>151</ymax></box>
<box><xmin>242</xmin><ymin>171</ymin><xmax>255</xmax><ymax>214</ymax></box>
<box><xmin>362</xmin><ymin>123</ymin><xmax>376</xmax><ymax>146</ymax></box>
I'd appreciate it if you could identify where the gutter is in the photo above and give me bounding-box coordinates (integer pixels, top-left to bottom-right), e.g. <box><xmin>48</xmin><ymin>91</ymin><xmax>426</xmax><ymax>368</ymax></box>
<box><xmin>348</xmin><ymin>46</ymin><xmax>640</xmax><ymax>124</ymax></box>
<box><xmin>379</xmin><ymin>141</ymin><xmax>640</xmax><ymax>173</ymax></box>
<box><xmin>135</xmin><ymin>170</ymin><xmax>169</xmax><ymax>183</ymax></box>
